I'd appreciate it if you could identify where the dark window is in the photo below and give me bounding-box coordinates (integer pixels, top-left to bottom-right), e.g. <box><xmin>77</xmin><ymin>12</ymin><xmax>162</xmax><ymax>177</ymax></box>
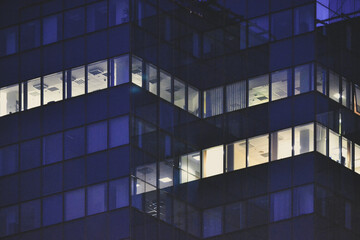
<box><xmin>87</xmin><ymin>183</ymin><xmax>107</xmax><ymax>215</ymax></box>
<box><xmin>43</xmin><ymin>164</ymin><xmax>63</xmax><ymax>195</ymax></box>
<box><xmin>43</xmin><ymin>194</ymin><xmax>63</xmax><ymax>226</ymax></box>
<box><xmin>20</xmin><ymin>139</ymin><xmax>41</xmax><ymax>170</ymax></box>
<box><xmin>64</xmin><ymin>127</ymin><xmax>85</xmax><ymax>159</ymax></box>
<box><xmin>43</xmin><ymin>14</ymin><xmax>63</xmax><ymax>45</ymax></box>
<box><xmin>43</xmin><ymin>133</ymin><xmax>63</xmax><ymax>165</ymax></box>
<box><xmin>87</xmin><ymin>121</ymin><xmax>107</xmax><ymax>153</ymax></box>
<box><xmin>0</xmin><ymin>26</ymin><xmax>18</xmax><ymax>56</ymax></box>
<box><xmin>0</xmin><ymin>205</ymin><xmax>19</xmax><ymax>237</ymax></box>
<box><xmin>65</xmin><ymin>188</ymin><xmax>85</xmax><ymax>220</ymax></box>
<box><xmin>64</xmin><ymin>8</ymin><xmax>85</xmax><ymax>39</ymax></box>
<box><xmin>271</xmin><ymin>10</ymin><xmax>292</xmax><ymax>40</ymax></box>
<box><xmin>20</xmin><ymin>200</ymin><xmax>40</xmax><ymax>232</ymax></box>
<box><xmin>87</xmin><ymin>1</ymin><xmax>108</xmax><ymax>32</ymax></box>
<box><xmin>109</xmin><ymin>0</ymin><xmax>129</xmax><ymax>26</ymax></box>
<box><xmin>294</xmin><ymin>4</ymin><xmax>315</xmax><ymax>35</ymax></box>
<box><xmin>109</xmin><ymin>178</ymin><xmax>129</xmax><ymax>210</ymax></box>
<box><xmin>293</xmin><ymin>185</ymin><xmax>314</xmax><ymax>216</ymax></box>
<box><xmin>248</xmin><ymin>16</ymin><xmax>269</xmax><ymax>47</ymax></box>
<box><xmin>0</xmin><ymin>144</ymin><xmax>18</xmax><ymax>176</ymax></box>
<box><xmin>20</xmin><ymin>20</ymin><xmax>40</xmax><ymax>50</ymax></box>
<box><xmin>270</xmin><ymin>190</ymin><xmax>291</xmax><ymax>222</ymax></box>
<box><xmin>109</xmin><ymin>116</ymin><xmax>129</xmax><ymax>148</ymax></box>
<box><xmin>203</xmin><ymin>207</ymin><xmax>223</xmax><ymax>237</ymax></box>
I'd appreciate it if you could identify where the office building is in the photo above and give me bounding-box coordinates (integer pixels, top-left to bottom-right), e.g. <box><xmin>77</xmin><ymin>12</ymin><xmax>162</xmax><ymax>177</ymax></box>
<box><xmin>0</xmin><ymin>0</ymin><xmax>360</xmax><ymax>239</ymax></box>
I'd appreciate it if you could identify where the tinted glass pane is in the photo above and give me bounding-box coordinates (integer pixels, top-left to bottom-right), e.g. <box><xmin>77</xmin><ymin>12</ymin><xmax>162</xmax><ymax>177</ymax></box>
<box><xmin>188</xmin><ymin>86</ymin><xmax>199</xmax><ymax>116</ymax></box>
<box><xmin>131</xmin><ymin>56</ymin><xmax>142</xmax><ymax>87</ymax></box>
<box><xmin>110</xmin><ymin>55</ymin><xmax>129</xmax><ymax>86</ymax></box>
<box><xmin>109</xmin><ymin>116</ymin><xmax>129</xmax><ymax>147</ymax></box>
<box><xmin>248</xmin><ymin>16</ymin><xmax>269</xmax><ymax>47</ymax></box>
<box><xmin>174</xmin><ymin>79</ymin><xmax>185</xmax><ymax>109</ymax></box>
<box><xmin>316</xmin><ymin>123</ymin><xmax>327</xmax><ymax>156</ymax></box>
<box><xmin>0</xmin><ymin>144</ymin><xmax>18</xmax><ymax>176</ymax></box>
<box><xmin>0</xmin><ymin>205</ymin><xmax>19</xmax><ymax>237</ymax></box>
<box><xmin>43</xmin><ymin>164</ymin><xmax>63</xmax><ymax>195</ymax></box>
<box><xmin>109</xmin><ymin>0</ymin><xmax>130</xmax><ymax>26</ymax></box>
<box><xmin>65</xmin><ymin>188</ymin><xmax>85</xmax><ymax>220</ymax></box>
<box><xmin>43</xmin><ymin>194</ymin><xmax>63</xmax><ymax>226</ymax></box>
<box><xmin>145</xmin><ymin>62</ymin><xmax>157</xmax><ymax>95</ymax></box>
<box><xmin>249</xmin><ymin>75</ymin><xmax>269</xmax><ymax>106</ymax></box>
<box><xmin>271</xmin><ymin>10</ymin><xmax>292</xmax><ymax>40</ymax></box>
<box><xmin>87</xmin><ymin>121</ymin><xmax>107</xmax><ymax>153</ymax></box>
<box><xmin>20</xmin><ymin>200</ymin><xmax>40</xmax><ymax>231</ymax></box>
<box><xmin>329</xmin><ymin>71</ymin><xmax>340</xmax><ymax>102</ymax></box>
<box><xmin>64</xmin><ymin>127</ymin><xmax>85</xmax><ymax>159</ymax></box>
<box><xmin>87</xmin><ymin>183</ymin><xmax>107</xmax><ymax>215</ymax></box>
<box><xmin>316</xmin><ymin>65</ymin><xmax>327</xmax><ymax>95</ymax></box>
<box><xmin>294</xmin><ymin>4</ymin><xmax>315</xmax><ymax>35</ymax></box>
<box><xmin>20</xmin><ymin>20</ymin><xmax>40</xmax><ymax>50</ymax></box>
<box><xmin>160</xmin><ymin>71</ymin><xmax>171</xmax><ymax>102</ymax></box>
<box><xmin>20</xmin><ymin>139</ymin><xmax>41</xmax><ymax>170</ymax></box>
<box><xmin>226</xmin><ymin>81</ymin><xmax>246</xmax><ymax>112</ymax></box>
<box><xmin>203</xmin><ymin>207</ymin><xmax>223</xmax><ymax>237</ymax></box>
<box><xmin>0</xmin><ymin>26</ymin><xmax>18</xmax><ymax>56</ymax></box>
<box><xmin>64</xmin><ymin>8</ymin><xmax>85</xmax><ymax>38</ymax></box>
<box><xmin>270</xmin><ymin>190</ymin><xmax>291</xmax><ymax>222</ymax></box>
<box><xmin>43</xmin><ymin>14</ymin><xmax>63</xmax><ymax>45</ymax></box>
<box><xmin>293</xmin><ymin>185</ymin><xmax>314</xmax><ymax>216</ymax></box>
<box><xmin>87</xmin><ymin>1</ymin><xmax>107</xmax><ymax>32</ymax></box>
<box><xmin>43</xmin><ymin>133</ymin><xmax>63</xmax><ymax>165</ymax></box>
<box><xmin>204</xmin><ymin>87</ymin><xmax>223</xmax><ymax>117</ymax></box>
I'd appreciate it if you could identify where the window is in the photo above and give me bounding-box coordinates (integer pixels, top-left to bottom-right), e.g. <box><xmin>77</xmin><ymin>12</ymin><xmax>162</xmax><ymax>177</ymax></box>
<box><xmin>203</xmin><ymin>145</ymin><xmax>224</xmax><ymax>178</ymax></box>
<box><xmin>329</xmin><ymin>71</ymin><xmax>340</xmax><ymax>102</ymax></box>
<box><xmin>225</xmin><ymin>202</ymin><xmax>246</xmax><ymax>232</ymax></box>
<box><xmin>64</xmin><ymin>8</ymin><xmax>85</xmax><ymax>38</ymax></box>
<box><xmin>174</xmin><ymin>79</ymin><xmax>186</xmax><ymax>109</ymax></box>
<box><xmin>248</xmin><ymin>134</ymin><xmax>269</xmax><ymax>166</ymax></box>
<box><xmin>87</xmin><ymin>121</ymin><xmax>107</xmax><ymax>153</ymax></box>
<box><xmin>43</xmin><ymin>194</ymin><xmax>62</xmax><ymax>226</ymax></box>
<box><xmin>20</xmin><ymin>20</ymin><xmax>40</xmax><ymax>50</ymax></box>
<box><xmin>0</xmin><ymin>84</ymin><xmax>19</xmax><ymax>117</ymax></box>
<box><xmin>203</xmin><ymin>207</ymin><xmax>223</xmax><ymax>237</ymax></box>
<box><xmin>0</xmin><ymin>144</ymin><xmax>18</xmax><ymax>176</ymax></box>
<box><xmin>294</xmin><ymin>63</ymin><xmax>314</xmax><ymax>95</ymax></box>
<box><xmin>0</xmin><ymin>26</ymin><xmax>18</xmax><ymax>56</ymax></box>
<box><xmin>355</xmin><ymin>144</ymin><xmax>360</xmax><ymax>174</ymax></box>
<box><xmin>316</xmin><ymin>123</ymin><xmax>327</xmax><ymax>156</ymax></box>
<box><xmin>342</xmin><ymin>78</ymin><xmax>352</xmax><ymax>108</ymax></box>
<box><xmin>109</xmin><ymin>0</ymin><xmax>130</xmax><ymax>26</ymax></box>
<box><xmin>294</xmin><ymin>4</ymin><xmax>315</xmax><ymax>35</ymax></box>
<box><xmin>0</xmin><ymin>205</ymin><xmax>19</xmax><ymax>237</ymax></box>
<box><xmin>64</xmin><ymin>127</ymin><xmax>85</xmax><ymax>160</ymax></box>
<box><xmin>329</xmin><ymin>129</ymin><xmax>340</xmax><ymax>162</ymax></box>
<box><xmin>22</xmin><ymin>78</ymin><xmax>41</xmax><ymax>110</ymax></box>
<box><xmin>179</xmin><ymin>152</ymin><xmax>200</xmax><ymax>183</ymax></box>
<box><xmin>65</xmin><ymin>188</ymin><xmax>85</xmax><ymax>220</ymax></box>
<box><xmin>294</xmin><ymin>123</ymin><xmax>314</xmax><ymax>155</ymax></box>
<box><xmin>248</xmin><ymin>75</ymin><xmax>269</xmax><ymax>107</ymax></box>
<box><xmin>109</xmin><ymin>178</ymin><xmax>129</xmax><ymax>210</ymax></box>
<box><xmin>43</xmin><ymin>133</ymin><xmax>62</xmax><ymax>165</ymax></box>
<box><xmin>342</xmin><ymin>137</ymin><xmax>352</xmax><ymax>169</ymax></box>
<box><xmin>271</xmin><ymin>10</ymin><xmax>292</xmax><ymax>40</ymax></box>
<box><xmin>44</xmin><ymin>72</ymin><xmax>63</xmax><ymax>105</ymax></box>
<box><xmin>20</xmin><ymin>139</ymin><xmax>41</xmax><ymax>170</ymax></box>
<box><xmin>20</xmin><ymin>200</ymin><xmax>40</xmax><ymax>231</ymax></box>
<box><xmin>226</xmin><ymin>81</ymin><xmax>246</xmax><ymax>112</ymax></box>
<box><xmin>188</xmin><ymin>86</ymin><xmax>199</xmax><ymax>116</ymax></box>
<box><xmin>293</xmin><ymin>185</ymin><xmax>314</xmax><ymax>216</ymax></box>
<box><xmin>271</xmin><ymin>69</ymin><xmax>291</xmax><ymax>101</ymax></box>
<box><xmin>270</xmin><ymin>190</ymin><xmax>291</xmax><ymax>222</ymax></box>
<box><xmin>145</xmin><ymin>63</ymin><xmax>157</xmax><ymax>95</ymax></box>
<box><xmin>87</xmin><ymin>183</ymin><xmax>107</xmax><ymax>215</ymax></box>
<box><xmin>271</xmin><ymin>128</ymin><xmax>292</xmax><ymax>161</ymax></box>
<box><xmin>160</xmin><ymin>71</ymin><xmax>172</xmax><ymax>102</ymax></box>
<box><xmin>355</xmin><ymin>85</ymin><xmax>360</xmax><ymax>115</ymax></box>
<box><xmin>248</xmin><ymin>16</ymin><xmax>269</xmax><ymax>47</ymax></box>
<box><xmin>204</xmin><ymin>87</ymin><xmax>223</xmax><ymax>117</ymax></box>
<box><xmin>132</xmin><ymin>56</ymin><xmax>143</xmax><ymax>87</ymax></box>
<box><xmin>87</xmin><ymin>1</ymin><xmax>107</xmax><ymax>32</ymax></box>
<box><xmin>226</xmin><ymin>140</ymin><xmax>246</xmax><ymax>172</ymax></box>
<box><xmin>65</xmin><ymin>66</ymin><xmax>85</xmax><ymax>98</ymax></box>
<box><xmin>43</xmin><ymin>14</ymin><xmax>62</xmax><ymax>45</ymax></box>
<box><xmin>88</xmin><ymin>60</ymin><xmax>108</xmax><ymax>93</ymax></box>
<box><xmin>109</xmin><ymin>116</ymin><xmax>129</xmax><ymax>147</ymax></box>
<box><xmin>316</xmin><ymin>65</ymin><xmax>327</xmax><ymax>95</ymax></box>
<box><xmin>159</xmin><ymin>159</ymin><xmax>173</xmax><ymax>189</ymax></box>
<box><xmin>110</xmin><ymin>55</ymin><xmax>129</xmax><ymax>86</ymax></box>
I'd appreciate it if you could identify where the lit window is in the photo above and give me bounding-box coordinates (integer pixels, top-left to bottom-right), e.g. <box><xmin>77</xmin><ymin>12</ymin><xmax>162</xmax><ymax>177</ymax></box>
<box><xmin>355</xmin><ymin>144</ymin><xmax>360</xmax><ymax>174</ymax></box>
<box><xmin>160</xmin><ymin>71</ymin><xmax>172</xmax><ymax>102</ymax></box>
<box><xmin>131</xmin><ymin>56</ymin><xmax>143</xmax><ymax>87</ymax></box>
<box><xmin>159</xmin><ymin>159</ymin><xmax>174</xmax><ymax>189</ymax></box>
<box><xmin>329</xmin><ymin>129</ymin><xmax>340</xmax><ymax>162</ymax></box>
<box><xmin>87</xmin><ymin>60</ymin><xmax>108</xmax><ymax>93</ymax></box>
<box><xmin>43</xmin><ymin>72</ymin><xmax>63</xmax><ymax>105</ymax></box>
<box><xmin>248</xmin><ymin>134</ymin><xmax>269</xmax><ymax>167</ymax></box>
<box><xmin>226</xmin><ymin>140</ymin><xmax>246</xmax><ymax>172</ymax></box>
<box><xmin>316</xmin><ymin>123</ymin><xmax>327</xmax><ymax>156</ymax></box>
<box><xmin>174</xmin><ymin>79</ymin><xmax>186</xmax><ymax>110</ymax></box>
<box><xmin>294</xmin><ymin>123</ymin><xmax>314</xmax><ymax>155</ymax></box>
<box><xmin>271</xmin><ymin>128</ymin><xmax>292</xmax><ymax>161</ymax></box>
<box><xmin>271</xmin><ymin>69</ymin><xmax>291</xmax><ymax>101</ymax></box>
<box><xmin>145</xmin><ymin>63</ymin><xmax>157</xmax><ymax>95</ymax></box>
<box><xmin>0</xmin><ymin>84</ymin><xmax>19</xmax><ymax>116</ymax></box>
<box><xmin>204</xmin><ymin>87</ymin><xmax>223</xmax><ymax>117</ymax></box>
<box><xmin>294</xmin><ymin>63</ymin><xmax>314</xmax><ymax>95</ymax></box>
<box><xmin>65</xmin><ymin>66</ymin><xmax>85</xmax><ymax>98</ymax></box>
<box><xmin>203</xmin><ymin>145</ymin><xmax>224</xmax><ymax>178</ymax></box>
<box><xmin>179</xmin><ymin>152</ymin><xmax>200</xmax><ymax>183</ymax></box>
<box><xmin>248</xmin><ymin>75</ymin><xmax>269</xmax><ymax>107</ymax></box>
<box><xmin>354</xmin><ymin>84</ymin><xmax>360</xmax><ymax>115</ymax></box>
<box><xmin>342</xmin><ymin>77</ymin><xmax>352</xmax><ymax>108</ymax></box>
<box><xmin>110</xmin><ymin>55</ymin><xmax>129</xmax><ymax>86</ymax></box>
<box><xmin>226</xmin><ymin>81</ymin><xmax>246</xmax><ymax>112</ymax></box>
<box><xmin>342</xmin><ymin>137</ymin><xmax>352</xmax><ymax>169</ymax></box>
<box><xmin>23</xmin><ymin>78</ymin><xmax>41</xmax><ymax>110</ymax></box>
<box><xmin>329</xmin><ymin>71</ymin><xmax>340</xmax><ymax>102</ymax></box>
<box><xmin>188</xmin><ymin>86</ymin><xmax>199</xmax><ymax>117</ymax></box>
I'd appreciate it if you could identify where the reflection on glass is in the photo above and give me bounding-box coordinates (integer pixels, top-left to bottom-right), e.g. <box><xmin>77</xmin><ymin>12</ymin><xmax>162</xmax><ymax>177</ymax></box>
<box><xmin>109</xmin><ymin>0</ymin><xmax>129</xmax><ymax>26</ymax></box>
<box><xmin>355</xmin><ymin>144</ymin><xmax>360</xmax><ymax>174</ymax></box>
<box><xmin>271</xmin><ymin>69</ymin><xmax>291</xmax><ymax>101</ymax></box>
<box><xmin>293</xmin><ymin>185</ymin><xmax>314</xmax><ymax>216</ymax></box>
<box><xmin>316</xmin><ymin>65</ymin><xmax>327</xmax><ymax>95</ymax></box>
<box><xmin>270</xmin><ymin>190</ymin><xmax>291</xmax><ymax>222</ymax></box>
<box><xmin>226</xmin><ymin>140</ymin><xmax>246</xmax><ymax>171</ymax></box>
<box><xmin>294</xmin><ymin>4</ymin><xmax>314</xmax><ymax>35</ymax></box>
<box><xmin>88</xmin><ymin>60</ymin><xmax>108</xmax><ymax>93</ymax></box>
<box><xmin>145</xmin><ymin>63</ymin><xmax>157</xmax><ymax>95</ymax></box>
<box><xmin>131</xmin><ymin>56</ymin><xmax>143</xmax><ymax>87</ymax></box>
<box><xmin>329</xmin><ymin>71</ymin><xmax>340</xmax><ymax>102</ymax></box>
<box><xmin>203</xmin><ymin>145</ymin><xmax>224</xmax><ymax>178</ymax></box>
<box><xmin>204</xmin><ymin>87</ymin><xmax>223</xmax><ymax>117</ymax></box>
<box><xmin>342</xmin><ymin>137</ymin><xmax>352</xmax><ymax>169</ymax></box>
<box><xmin>65</xmin><ymin>188</ymin><xmax>85</xmax><ymax>221</ymax></box>
<box><xmin>87</xmin><ymin>183</ymin><xmax>107</xmax><ymax>215</ymax></box>
<box><xmin>174</xmin><ymin>79</ymin><xmax>185</xmax><ymax>109</ymax></box>
<box><xmin>0</xmin><ymin>26</ymin><xmax>18</xmax><ymax>56</ymax></box>
<box><xmin>271</xmin><ymin>128</ymin><xmax>292</xmax><ymax>161</ymax></box>
<box><xmin>0</xmin><ymin>84</ymin><xmax>19</xmax><ymax>116</ymax></box>
<box><xmin>65</xmin><ymin>66</ymin><xmax>85</xmax><ymax>98</ymax></box>
<box><xmin>23</xmin><ymin>78</ymin><xmax>41</xmax><ymax>110</ymax></box>
<box><xmin>160</xmin><ymin>71</ymin><xmax>172</xmax><ymax>102</ymax></box>
<box><xmin>248</xmin><ymin>75</ymin><xmax>269</xmax><ymax>107</ymax></box>
<box><xmin>180</xmin><ymin>152</ymin><xmax>200</xmax><ymax>183</ymax></box>
<box><xmin>110</xmin><ymin>55</ymin><xmax>129</xmax><ymax>86</ymax></box>
<box><xmin>248</xmin><ymin>16</ymin><xmax>269</xmax><ymax>47</ymax></box>
<box><xmin>342</xmin><ymin>77</ymin><xmax>352</xmax><ymax>108</ymax></box>
<box><xmin>203</xmin><ymin>207</ymin><xmax>223</xmax><ymax>238</ymax></box>
<box><xmin>329</xmin><ymin>129</ymin><xmax>340</xmax><ymax>162</ymax></box>
<box><xmin>43</xmin><ymin>14</ymin><xmax>62</xmax><ymax>45</ymax></box>
<box><xmin>294</xmin><ymin>64</ymin><xmax>314</xmax><ymax>95</ymax></box>
<box><xmin>188</xmin><ymin>86</ymin><xmax>199</xmax><ymax>116</ymax></box>
<box><xmin>43</xmin><ymin>72</ymin><xmax>63</xmax><ymax>105</ymax></box>
<box><xmin>226</xmin><ymin>81</ymin><xmax>246</xmax><ymax>112</ymax></box>
<box><xmin>248</xmin><ymin>134</ymin><xmax>269</xmax><ymax>167</ymax></box>
<box><xmin>294</xmin><ymin>123</ymin><xmax>314</xmax><ymax>155</ymax></box>
<box><xmin>271</xmin><ymin>10</ymin><xmax>292</xmax><ymax>40</ymax></box>
<box><xmin>316</xmin><ymin>123</ymin><xmax>327</xmax><ymax>156</ymax></box>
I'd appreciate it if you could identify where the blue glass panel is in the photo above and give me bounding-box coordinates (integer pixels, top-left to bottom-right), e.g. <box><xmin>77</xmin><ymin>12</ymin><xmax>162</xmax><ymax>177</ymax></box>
<box><xmin>109</xmin><ymin>55</ymin><xmax>129</xmax><ymax>86</ymax></box>
<box><xmin>20</xmin><ymin>49</ymin><xmax>41</xmax><ymax>81</ymax></box>
<box><xmin>271</xmin><ymin>10</ymin><xmax>292</xmax><ymax>40</ymax></box>
<box><xmin>87</xmin><ymin>183</ymin><xmax>107</xmax><ymax>215</ymax></box>
<box><xmin>108</xmin><ymin>146</ymin><xmax>130</xmax><ymax>178</ymax></box>
<box><xmin>64</xmin><ymin>8</ymin><xmax>85</xmax><ymax>39</ymax></box>
<box><xmin>20</xmin><ymin>169</ymin><xmax>41</xmax><ymax>201</ymax></box>
<box><xmin>270</xmin><ymin>190</ymin><xmax>291</xmax><ymax>222</ymax></box>
<box><xmin>87</xmin><ymin>1</ymin><xmax>107</xmax><ymax>32</ymax></box>
<box><xmin>43</xmin><ymin>164</ymin><xmax>63</xmax><ymax>195</ymax></box>
<box><xmin>20</xmin><ymin>200</ymin><xmax>40</xmax><ymax>232</ymax></box>
<box><xmin>65</xmin><ymin>188</ymin><xmax>85</xmax><ymax>221</ymax></box>
<box><xmin>108</xmin><ymin>209</ymin><xmax>130</xmax><ymax>239</ymax></box>
<box><xmin>43</xmin><ymin>14</ymin><xmax>63</xmax><ymax>45</ymax></box>
<box><xmin>0</xmin><ymin>144</ymin><xmax>18</xmax><ymax>176</ymax></box>
<box><xmin>87</xmin><ymin>121</ymin><xmax>107</xmax><ymax>153</ymax></box>
<box><xmin>294</xmin><ymin>4</ymin><xmax>315</xmax><ymax>35</ymax></box>
<box><xmin>64</xmin><ymin>158</ymin><xmax>85</xmax><ymax>190</ymax></box>
<box><xmin>0</xmin><ymin>175</ymin><xmax>18</xmax><ymax>206</ymax></box>
<box><xmin>43</xmin><ymin>43</ymin><xmax>63</xmax><ymax>75</ymax></box>
<box><xmin>203</xmin><ymin>207</ymin><xmax>223</xmax><ymax>237</ymax></box>
<box><xmin>64</xmin><ymin>37</ymin><xmax>85</xmax><ymax>69</ymax></box>
<box><xmin>108</xmin><ymin>25</ymin><xmax>130</xmax><ymax>57</ymax></box>
<box><xmin>86</xmin><ymin>31</ymin><xmax>108</xmax><ymax>64</ymax></box>
<box><xmin>248</xmin><ymin>0</ymin><xmax>268</xmax><ymax>18</ymax></box>
<box><xmin>109</xmin><ymin>116</ymin><xmax>129</xmax><ymax>148</ymax></box>
<box><xmin>0</xmin><ymin>26</ymin><xmax>18</xmax><ymax>57</ymax></box>
<box><xmin>248</xmin><ymin>16</ymin><xmax>269</xmax><ymax>47</ymax></box>
<box><xmin>64</xmin><ymin>127</ymin><xmax>85</xmax><ymax>159</ymax></box>
<box><xmin>293</xmin><ymin>185</ymin><xmax>314</xmax><ymax>216</ymax></box>
<box><xmin>86</xmin><ymin>152</ymin><xmax>107</xmax><ymax>184</ymax></box>
<box><xmin>0</xmin><ymin>205</ymin><xmax>19</xmax><ymax>237</ymax></box>
<box><xmin>64</xmin><ymin>97</ymin><xmax>85</xmax><ymax>128</ymax></box>
<box><xmin>109</xmin><ymin>178</ymin><xmax>129</xmax><ymax>209</ymax></box>
<box><xmin>293</xmin><ymin>34</ymin><xmax>315</xmax><ymax>65</ymax></box>
<box><xmin>20</xmin><ymin>139</ymin><xmax>41</xmax><ymax>171</ymax></box>
<box><xmin>20</xmin><ymin>20</ymin><xmax>40</xmax><ymax>50</ymax></box>
<box><xmin>43</xmin><ymin>133</ymin><xmax>63</xmax><ymax>165</ymax></box>
<box><xmin>43</xmin><ymin>194</ymin><xmax>63</xmax><ymax>226</ymax></box>
<box><xmin>269</xmin><ymin>39</ymin><xmax>292</xmax><ymax>71</ymax></box>
<box><xmin>109</xmin><ymin>0</ymin><xmax>129</xmax><ymax>26</ymax></box>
